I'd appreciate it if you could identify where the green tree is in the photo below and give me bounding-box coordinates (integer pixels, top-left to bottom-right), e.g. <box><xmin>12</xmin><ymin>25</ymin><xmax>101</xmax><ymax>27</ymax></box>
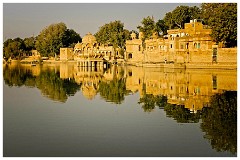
<box><xmin>24</xmin><ymin>37</ymin><xmax>35</xmax><ymax>50</ymax></box>
<box><xmin>155</xmin><ymin>19</ymin><xmax>168</xmax><ymax>36</ymax></box>
<box><xmin>35</xmin><ymin>22</ymin><xmax>81</xmax><ymax>57</ymax></box>
<box><xmin>23</xmin><ymin>36</ymin><xmax>36</xmax><ymax>55</ymax></box>
<box><xmin>3</xmin><ymin>38</ymin><xmax>25</xmax><ymax>59</ymax></box>
<box><xmin>171</xmin><ymin>6</ymin><xmax>191</xmax><ymax>29</ymax></box>
<box><xmin>201</xmin><ymin>91</ymin><xmax>237</xmax><ymax>154</ymax></box>
<box><xmin>137</xmin><ymin>16</ymin><xmax>156</xmax><ymax>40</ymax></box>
<box><xmin>163</xmin><ymin>12</ymin><xmax>175</xmax><ymax>30</ymax></box>
<box><xmin>201</xmin><ymin>3</ymin><xmax>237</xmax><ymax>47</ymax></box>
<box><xmin>62</xmin><ymin>29</ymin><xmax>82</xmax><ymax>48</ymax></box>
<box><xmin>3</xmin><ymin>39</ymin><xmax>13</xmax><ymax>59</ymax></box>
<box><xmin>95</xmin><ymin>20</ymin><xmax>130</xmax><ymax>49</ymax></box>
<box><xmin>35</xmin><ymin>22</ymin><xmax>67</xmax><ymax>57</ymax></box>
<box><xmin>189</xmin><ymin>6</ymin><xmax>201</xmax><ymax>20</ymax></box>
<box><xmin>163</xmin><ymin>5</ymin><xmax>201</xmax><ymax>29</ymax></box>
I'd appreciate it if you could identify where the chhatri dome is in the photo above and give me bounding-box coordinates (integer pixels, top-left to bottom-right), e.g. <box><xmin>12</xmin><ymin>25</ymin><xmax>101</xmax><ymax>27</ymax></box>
<box><xmin>82</xmin><ymin>32</ymin><xmax>97</xmax><ymax>44</ymax></box>
<box><xmin>74</xmin><ymin>41</ymin><xmax>82</xmax><ymax>49</ymax></box>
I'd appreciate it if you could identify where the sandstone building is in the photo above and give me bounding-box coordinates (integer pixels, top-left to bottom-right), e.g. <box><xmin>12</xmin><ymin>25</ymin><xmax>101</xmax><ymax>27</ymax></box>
<box><xmin>125</xmin><ymin>19</ymin><xmax>237</xmax><ymax>68</ymax></box>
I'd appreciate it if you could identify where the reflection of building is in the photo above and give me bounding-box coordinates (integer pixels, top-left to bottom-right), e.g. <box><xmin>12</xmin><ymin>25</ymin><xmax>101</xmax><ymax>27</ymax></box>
<box><xmin>71</xmin><ymin>64</ymin><xmax>124</xmax><ymax>100</ymax></box>
<box><xmin>81</xmin><ymin>81</ymin><xmax>98</xmax><ymax>100</ymax></box>
<box><xmin>60</xmin><ymin>63</ymin><xmax>75</xmax><ymax>79</ymax></box>
<box><xmin>125</xmin><ymin>20</ymin><xmax>237</xmax><ymax>68</ymax></box>
<box><xmin>125</xmin><ymin>66</ymin><xmax>237</xmax><ymax>112</ymax></box>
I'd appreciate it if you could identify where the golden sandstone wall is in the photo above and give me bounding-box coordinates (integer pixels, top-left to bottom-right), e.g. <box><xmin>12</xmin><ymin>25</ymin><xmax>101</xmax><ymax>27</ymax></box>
<box><xmin>125</xmin><ymin>39</ymin><xmax>144</xmax><ymax>64</ymax></box>
<box><xmin>217</xmin><ymin>48</ymin><xmax>237</xmax><ymax>64</ymax></box>
<box><xmin>60</xmin><ymin>48</ymin><xmax>74</xmax><ymax>61</ymax></box>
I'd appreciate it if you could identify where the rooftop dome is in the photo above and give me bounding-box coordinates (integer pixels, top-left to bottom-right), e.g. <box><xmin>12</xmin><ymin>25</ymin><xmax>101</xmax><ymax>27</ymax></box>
<box><xmin>74</xmin><ymin>42</ymin><xmax>82</xmax><ymax>49</ymax></box>
<box><xmin>82</xmin><ymin>32</ymin><xmax>97</xmax><ymax>44</ymax></box>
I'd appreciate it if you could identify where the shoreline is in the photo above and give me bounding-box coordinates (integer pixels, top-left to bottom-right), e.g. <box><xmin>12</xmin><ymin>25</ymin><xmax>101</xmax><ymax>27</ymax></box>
<box><xmin>7</xmin><ymin>59</ymin><xmax>237</xmax><ymax>70</ymax></box>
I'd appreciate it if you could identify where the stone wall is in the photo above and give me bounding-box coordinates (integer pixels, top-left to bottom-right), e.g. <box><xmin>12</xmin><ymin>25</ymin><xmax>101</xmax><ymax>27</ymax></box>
<box><xmin>217</xmin><ymin>48</ymin><xmax>237</xmax><ymax>64</ymax></box>
<box><xmin>189</xmin><ymin>50</ymin><xmax>213</xmax><ymax>63</ymax></box>
<box><xmin>125</xmin><ymin>39</ymin><xmax>144</xmax><ymax>64</ymax></box>
<box><xmin>60</xmin><ymin>48</ymin><xmax>74</xmax><ymax>61</ymax></box>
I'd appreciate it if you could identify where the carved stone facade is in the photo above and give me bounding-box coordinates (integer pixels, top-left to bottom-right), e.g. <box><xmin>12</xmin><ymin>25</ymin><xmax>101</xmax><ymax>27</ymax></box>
<box><xmin>73</xmin><ymin>32</ymin><xmax>115</xmax><ymax>62</ymax></box>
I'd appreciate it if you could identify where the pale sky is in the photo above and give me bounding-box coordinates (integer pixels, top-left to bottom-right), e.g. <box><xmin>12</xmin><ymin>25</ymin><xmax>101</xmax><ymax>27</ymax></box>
<box><xmin>3</xmin><ymin>3</ymin><xmax>200</xmax><ymax>40</ymax></box>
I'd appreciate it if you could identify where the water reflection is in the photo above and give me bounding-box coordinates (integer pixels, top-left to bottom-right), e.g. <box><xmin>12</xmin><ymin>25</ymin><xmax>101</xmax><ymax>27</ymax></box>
<box><xmin>3</xmin><ymin>63</ymin><xmax>237</xmax><ymax>154</ymax></box>
<box><xmin>3</xmin><ymin>63</ymin><xmax>237</xmax><ymax>106</ymax></box>
<box><xmin>201</xmin><ymin>91</ymin><xmax>237</xmax><ymax>154</ymax></box>
<box><xmin>3</xmin><ymin>63</ymin><xmax>80</xmax><ymax>102</ymax></box>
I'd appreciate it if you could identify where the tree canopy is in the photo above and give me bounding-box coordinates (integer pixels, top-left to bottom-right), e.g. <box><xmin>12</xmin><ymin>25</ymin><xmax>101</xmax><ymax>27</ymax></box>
<box><xmin>163</xmin><ymin>5</ymin><xmax>201</xmax><ymax>29</ymax></box>
<box><xmin>201</xmin><ymin>3</ymin><xmax>237</xmax><ymax>47</ymax></box>
<box><xmin>3</xmin><ymin>38</ymin><xmax>25</xmax><ymax>59</ymax></box>
<box><xmin>137</xmin><ymin>16</ymin><xmax>156</xmax><ymax>40</ymax></box>
<box><xmin>35</xmin><ymin>22</ymin><xmax>81</xmax><ymax>57</ymax></box>
<box><xmin>23</xmin><ymin>36</ymin><xmax>36</xmax><ymax>52</ymax></box>
<box><xmin>62</xmin><ymin>29</ymin><xmax>82</xmax><ymax>48</ymax></box>
<box><xmin>95</xmin><ymin>20</ymin><xmax>130</xmax><ymax>49</ymax></box>
<box><xmin>155</xmin><ymin>19</ymin><xmax>168</xmax><ymax>36</ymax></box>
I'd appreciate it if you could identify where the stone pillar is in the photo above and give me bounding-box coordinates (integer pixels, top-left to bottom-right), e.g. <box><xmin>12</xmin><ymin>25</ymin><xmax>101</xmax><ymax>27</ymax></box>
<box><xmin>92</xmin><ymin>61</ymin><xmax>95</xmax><ymax>68</ymax></box>
<box><xmin>100</xmin><ymin>61</ymin><xmax>104</xmax><ymax>71</ymax></box>
<box><xmin>88</xmin><ymin>61</ymin><xmax>90</xmax><ymax>67</ymax></box>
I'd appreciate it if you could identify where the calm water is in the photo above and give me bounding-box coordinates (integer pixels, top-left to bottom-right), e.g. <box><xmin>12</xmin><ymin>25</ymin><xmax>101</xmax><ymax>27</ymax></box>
<box><xmin>3</xmin><ymin>63</ymin><xmax>237</xmax><ymax>157</ymax></box>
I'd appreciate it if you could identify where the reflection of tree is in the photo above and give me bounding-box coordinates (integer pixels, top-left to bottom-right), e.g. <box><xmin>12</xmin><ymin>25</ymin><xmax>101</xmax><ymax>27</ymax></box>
<box><xmin>3</xmin><ymin>65</ymin><xmax>80</xmax><ymax>102</ymax></box>
<box><xmin>138</xmin><ymin>93</ymin><xmax>201</xmax><ymax>123</ymax></box>
<box><xmin>155</xmin><ymin>95</ymin><xmax>168</xmax><ymax>108</ymax></box>
<box><xmin>138</xmin><ymin>94</ymin><xmax>156</xmax><ymax>112</ymax></box>
<box><xmin>98</xmin><ymin>78</ymin><xmax>129</xmax><ymax>104</ymax></box>
<box><xmin>138</xmin><ymin>94</ymin><xmax>168</xmax><ymax>112</ymax></box>
<box><xmin>164</xmin><ymin>104</ymin><xmax>201</xmax><ymax>123</ymax></box>
<box><xmin>201</xmin><ymin>91</ymin><xmax>237</xmax><ymax>154</ymax></box>
<box><xmin>35</xmin><ymin>70</ymin><xmax>80</xmax><ymax>102</ymax></box>
<box><xmin>3</xmin><ymin>64</ymin><xmax>36</xmax><ymax>87</ymax></box>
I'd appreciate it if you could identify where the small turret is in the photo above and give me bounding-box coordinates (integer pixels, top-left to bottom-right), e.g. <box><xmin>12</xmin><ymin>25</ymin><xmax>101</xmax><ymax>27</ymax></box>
<box><xmin>131</xmin><ymin>32</ymin><xmax>137</xmax><ymax>40</ymax></box>
<box><xmin>139</xmin><ymin>32</ymin><xmax>144</xmax><ymax>40</ymax></box>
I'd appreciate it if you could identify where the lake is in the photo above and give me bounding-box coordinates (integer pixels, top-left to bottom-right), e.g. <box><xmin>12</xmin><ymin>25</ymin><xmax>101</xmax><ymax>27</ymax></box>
<box><xmin>3</xmin><ymin>63</ymin><xmax>237</xmax><ymax>157</ymax></box>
